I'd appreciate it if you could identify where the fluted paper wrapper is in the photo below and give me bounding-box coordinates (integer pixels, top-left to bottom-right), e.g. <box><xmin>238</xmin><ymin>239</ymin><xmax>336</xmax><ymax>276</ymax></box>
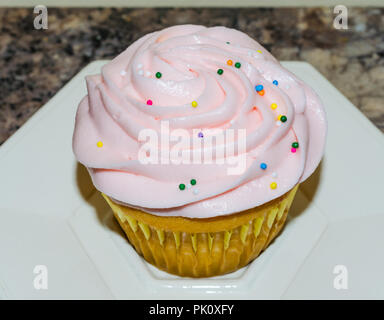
<box><xmin>102</xmin><ymin>185</ymin><xmax>298</xmax><ymax>278</ymax></box>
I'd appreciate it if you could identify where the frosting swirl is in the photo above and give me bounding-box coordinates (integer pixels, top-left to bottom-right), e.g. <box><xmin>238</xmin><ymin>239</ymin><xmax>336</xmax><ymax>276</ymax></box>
<box><xmin>73</xmin><ymin>25</ymin><xmax>327</xmax><ymax>218</ymax></box>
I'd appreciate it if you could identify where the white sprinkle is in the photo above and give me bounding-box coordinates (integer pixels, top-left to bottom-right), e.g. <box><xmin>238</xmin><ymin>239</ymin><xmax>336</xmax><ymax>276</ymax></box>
<box><xmin>286</xmin><ymin>85</ymin><xmax>290</xmax><ymax>89</ymax></box>
<box><xmin>137</xmin><ymin>63</ymin><xmax>143</xmax><ymax>69</ymax></box>
<box><xmin>145</xmin><ymin>71</ymin><xmax>151</xmax><ymax>77</ymax></box>
<box><xmin>186</xmin><ymin>184</ymin><xmax>192</xmax><ymax>189</ymax></box>
<box><xmin>276</xmin><ymin>121</ymin><xmax>282</xmax><ymax>126</ymax></box>
<box><xmin>120</xmin><ymin>70</ymin><xmax>127</xmax><ymax>76</ymax></box>
<box><xmin>138</xmin><ymin>69</ymin><xmax>144</xmax><ymax>75</ymax></box>
<box><xmin>193</xmin><ymin>35</ymin><xmax>201</xmax><ymax>43</ymax></box>
<box><xmin>272</xmin><ymin>172</ymin><xmax>277</xmax><ymax>178</ymax></box>
<box><xmin>193</xmin><ymin>189</ymin><xmax>199</xmax><ymax>195</ymax></box>
<box><xmin>248</xmin><ymin>51</ymin><xmax>253</xmax><ymax>56</ymax></box>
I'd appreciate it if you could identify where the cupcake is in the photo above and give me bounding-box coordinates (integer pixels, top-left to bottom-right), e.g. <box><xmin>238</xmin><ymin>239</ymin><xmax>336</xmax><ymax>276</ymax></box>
<box><xmin>73</xmin><ymin>25</ymin><xmax>327</xmax><ymax>278</ymax></box>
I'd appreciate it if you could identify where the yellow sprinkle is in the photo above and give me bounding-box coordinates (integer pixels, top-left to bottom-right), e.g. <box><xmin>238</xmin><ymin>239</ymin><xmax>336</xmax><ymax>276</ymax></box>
<box><xmin>257</xmin><ymin>50</ymin><xmax>262</xmax><ymax>53</ymax></box>
<box><xmin>277</xmin><ymin>114</ymin><xmax>282</xmax><ymax>121</ymax></box>
<box><xmin>270</xmin><ymin>103</ymin><xmax>277</xmax><ymax>110</ymax></box>
<box><xmin>191</xmin><ymin>101</ymin><xmax>198</xmax><ymax>108</ymax></box>
<box><xmin>270</xmin><ymin>182</ymin><xmax>277</xmax><ymax>190</ymax></box>
<box><xmin>97</xmin><ymin>141</ymin><xmax>103</xmax><ymax>148</ymax></box>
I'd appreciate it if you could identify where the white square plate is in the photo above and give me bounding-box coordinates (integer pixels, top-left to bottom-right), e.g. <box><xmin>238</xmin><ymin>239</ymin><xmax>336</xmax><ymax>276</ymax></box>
<box><xmin>0</xmin><ymin>61</ymin><xmax>383</xmax><ymax>299</ymax></box>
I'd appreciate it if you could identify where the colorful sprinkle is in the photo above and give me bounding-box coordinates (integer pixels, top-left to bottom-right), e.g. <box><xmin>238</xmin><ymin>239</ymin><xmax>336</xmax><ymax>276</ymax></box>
<box><xmin>258</xmin><ymin>89</ymin><xmax>265</xmax><ymax>96</ymax></box>
<box><xmin>291</xmin><ymin>148</ymin><xmax>297</xmax><ymax>153</ymax></box>
<box><xmin>97</xmin><ymin>141</ymin><xmax>103</xmax><ymax>148</ymax></box>
<box><xmin>146</xmin><ymin>99</ymin><xmax>153</xmax><ymax>105</ymax></box>
<box><xmin>227</xmin><ymin>59</ymin><xmax>233</xmax><ymax>66</ymax></box>
<box><xmin>179</xmin><ymin>183</ymin><xmax>186</xmax><ymax>191</ymax></box>
<box><xmin>270</xmin><ymin>182</ymin><xmax>277</xmax><ymax>190</ymax></box>
<box><xmin>191</xmin><ymin>101</ymin><xmax>198</xmax><ymax>108</ymax></box>
<box><xmin>270</xmin><ymin>103</ymin><xmax>277</xmax><ymax>110</ymax></box>
<box><xmin>190</xmin><ymin>179</ymin><xmax>197</xmax><ymax>186</ymax></box>
<box><xmin>260</xmin><ymin>163</ymin><xmax>267</xmax><ymax>170</ymax></box>
<box><xmin>280</xmin><ymin>115</ymin><xmax>287</xmax><ymax>122</ymax></box>
<box><xmin>217</xmin><ymin>68</ymin><xmax>224</xmax><ymax>75</ymax></box>
<box><xmin>235</xmin><ymin>62</ymin><xmax>241</xmax><ymax>68</ymax></box>
<box><xmin>198</xmin><ymin>132</ymin><xmax>204</xmax><ymax>138</ymax></box>
<box><xmin>255</xmin><ymin>84</ymin><xmax>264</xmax><ymax>92</ymax></box>
<box><xmin>257</xmin><ymin>50</ymin><xmax>262</xmax><ymax>53</ymax></box>
<box><xmin>292</xmin><ymin>142</ymin><xmax>299</xmax><ymax>149</ymax></box>
<box><xmin>155</xmin><ymin>72</ymin><xmax>162</xmax><ymax>79</ymax></box>
<box><xmin>253</xmin><ymin>106</ymin><xmax>257</xmax><ymax>111</ymax></box>
<box><xmin>272</xmin><ymin>80</ymin><xmax>279</xmax><ymax>86</ymax></box>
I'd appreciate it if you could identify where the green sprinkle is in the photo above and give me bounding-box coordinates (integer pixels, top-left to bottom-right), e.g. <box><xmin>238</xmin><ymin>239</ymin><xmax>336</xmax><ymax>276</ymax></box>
<box><xmin>292</xmin><ymin>142</ymin><xmax>299</xmax><ymax>148</ymax></box>
<box><xmin>280</xmin><ymin>115</ymin><xmax>287</xmax><ymax>123</ymax></box>
<box><xmin>235</xmin><ymin>62</ymin><xmax>241</xmax><ymax>68</ymax></box>
<box><xmin>190</xmin><ymin>179</ymin><xmax>196</xmax><ymax>186</ymax></box>
<box><xmin>155</xmin><ymin>72</ymin><xmax>162</xmax><ymax>79</ymax></box>
<box><xmin>217</xmin><ymin>68</ymin><xmax>224</xmax><ymax>75</ymax></box>
<box><xmin>179</xmin><ymin>183</ymin><xmax>186</xmax><ymax>191</ymax></box>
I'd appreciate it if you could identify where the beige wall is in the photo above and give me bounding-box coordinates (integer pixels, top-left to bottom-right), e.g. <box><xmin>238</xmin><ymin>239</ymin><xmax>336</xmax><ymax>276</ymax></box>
<box><xmin>1</xmin><ymin>0</ymin><xmax>383</xmax><ymax>7</ymax></box>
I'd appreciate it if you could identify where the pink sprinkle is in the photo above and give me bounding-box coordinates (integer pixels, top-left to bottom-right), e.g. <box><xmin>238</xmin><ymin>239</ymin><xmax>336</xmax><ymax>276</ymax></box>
<box><xmin>146</xmin><ymin>99</ymin><xmax>153</xmax><ymax>106</ymax></box>
<box><xmin>291</xmin><ymin>147</ymin><xmax>297</xmax><ymax>153</ymax></box>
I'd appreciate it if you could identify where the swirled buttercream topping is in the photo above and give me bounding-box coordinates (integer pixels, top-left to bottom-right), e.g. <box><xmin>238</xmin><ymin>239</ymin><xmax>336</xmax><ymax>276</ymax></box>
<box><xmin>73</xmin><ymin>25</ymin><xmax>327</xmax><ymax>218</ymax></box>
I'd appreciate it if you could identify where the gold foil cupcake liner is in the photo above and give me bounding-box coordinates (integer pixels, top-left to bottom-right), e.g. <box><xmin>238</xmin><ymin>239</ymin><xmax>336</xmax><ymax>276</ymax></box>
<box><xmin>102</xmin><ymin>185</ymin><xmax>298</xmax><ymax>278</ymax></box>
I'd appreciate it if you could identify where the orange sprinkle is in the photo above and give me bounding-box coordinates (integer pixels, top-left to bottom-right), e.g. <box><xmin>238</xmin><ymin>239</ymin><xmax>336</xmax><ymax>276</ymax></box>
<box><xmin>253</xmin><ymin>106</ymin><xmax>257</xmax><ymax>111</ymax></box>
<box><xmin>258</xmin><ymin>89</ymin><xmax>265</xmax><ymax>96</ymax></box>
<box><xmin>227</xmin><ymin>59</ymin><xmax>233</xmax><ymax>66</ymax></box>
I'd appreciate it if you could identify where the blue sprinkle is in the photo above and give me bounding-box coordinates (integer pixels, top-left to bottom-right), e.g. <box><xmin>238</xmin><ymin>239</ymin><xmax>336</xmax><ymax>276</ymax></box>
<box><xmin>272</xmin><ymin>80</ymin><xmax>279</xmax><ymax>86</ymax></box>
<box><xmin>255</xmin><ymin>84</ymin><xmax>264</xmax><ymax>92</ymax></box>
<box><xmin>260</xmin><ymin>163</ymin><xmax>267</xmax><ymax>170</ymax></box>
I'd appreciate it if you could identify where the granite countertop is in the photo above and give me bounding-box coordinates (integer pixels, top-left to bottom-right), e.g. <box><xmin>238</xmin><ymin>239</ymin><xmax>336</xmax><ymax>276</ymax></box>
<box><xmin>0</xmin><ymin>7</ymin><xmax>383</xmax><ymax>145</ymax></box>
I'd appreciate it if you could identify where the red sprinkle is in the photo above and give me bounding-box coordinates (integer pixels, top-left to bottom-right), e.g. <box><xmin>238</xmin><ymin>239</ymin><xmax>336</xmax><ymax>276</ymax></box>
<box><xmin>146</xmin><ymin>99</ymin><xmax>153</xmax><ymax>106</ymax></box>
<box><xmin>291</xmin><ymin>147</ymin><xmax>297</xmax><ymax>153</ymax></box>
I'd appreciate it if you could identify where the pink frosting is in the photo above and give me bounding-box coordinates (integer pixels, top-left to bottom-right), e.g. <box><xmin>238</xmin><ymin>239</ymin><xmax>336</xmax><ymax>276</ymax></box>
<box><xmin>72</xmin><ymin>25</ymin><xmax>327</xmax><ymax>218</ymax></box>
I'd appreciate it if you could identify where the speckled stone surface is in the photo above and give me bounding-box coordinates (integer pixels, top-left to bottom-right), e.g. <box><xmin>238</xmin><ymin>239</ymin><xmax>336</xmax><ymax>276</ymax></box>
<box><xmin>0</xmin><ymin>7</ymin><xmax>383</xmax><ymax>145</ymax></box>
